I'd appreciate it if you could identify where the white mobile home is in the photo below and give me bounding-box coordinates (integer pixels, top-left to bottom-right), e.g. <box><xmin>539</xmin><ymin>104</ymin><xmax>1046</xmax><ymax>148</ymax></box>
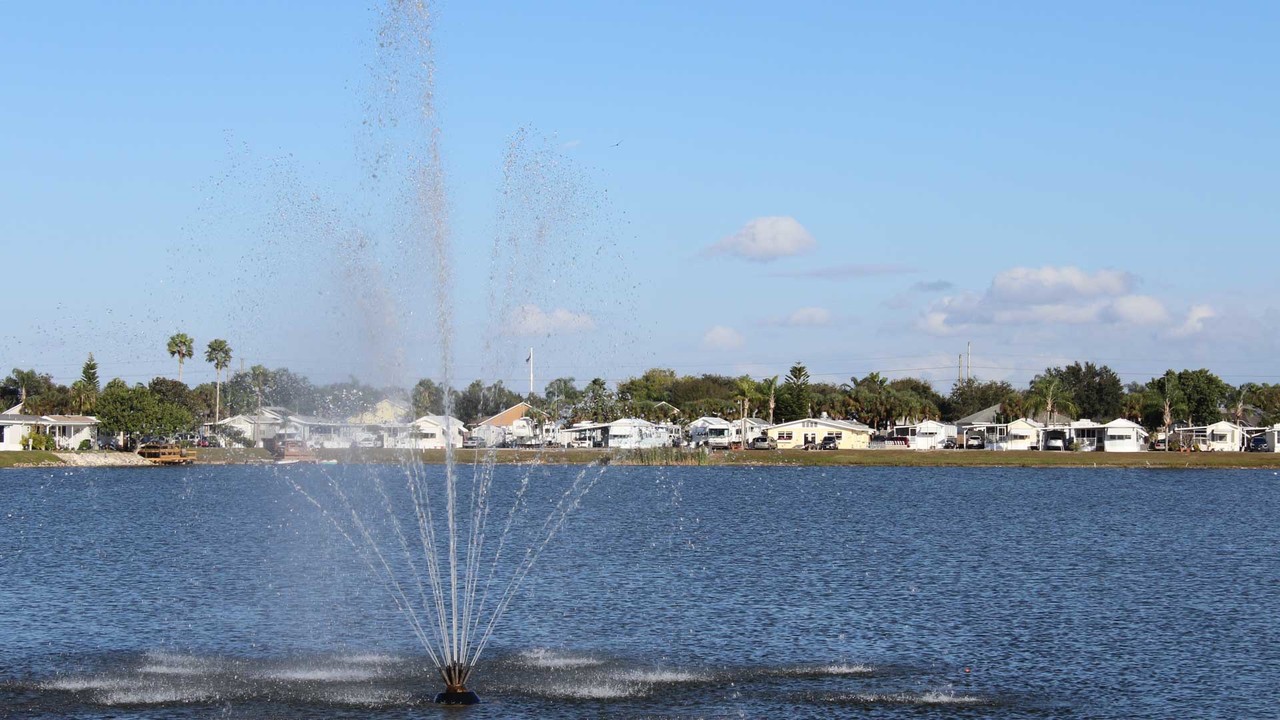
<box><xmin>891</xmin><ymin>420</ymin><xmax>955</xmax><ymax>450</ymax></box>
<box><xmin>688</xmin><ymin>417</ymin><xmax>734</xmax><ymax>449</ymax></box>
<box><xmin>607</xmin><ymin>418</ymin><xmax>667</xmax><ymax>449</ymax></box>
<box><xmin>404</xmin><ymin>414</ymin><xmax>466</xmax><ymax>449</ymax></box>
<box><xmin>1004</xmin><ymin>418</ymin><xmax>1043</xmax><ymax>451</ymax></box>
<box><xmin>1101</xmin><ymin>419</ymin><xmax>1148</xmax><ymax>452</ymax></box>
<box><xmin>0</xmin><ymin>414</ymin><xmax>40</xmax><ymax>451</ymax></box>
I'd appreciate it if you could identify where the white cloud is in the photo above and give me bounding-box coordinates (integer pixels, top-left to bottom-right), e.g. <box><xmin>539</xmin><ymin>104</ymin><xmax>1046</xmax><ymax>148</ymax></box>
<box><xmin>707</xmin><ymin>216</ymin><xmax>815</xmax><ymax>262</ymax></box>
<box><xmin>1103</xmin><ymin>294</ymin><xmax>1170</xmax><ymax>325</ymax></box>
<box><xmin>702</xmin><ymin>325</ymin><xmax>745</xmax><ymax>350</ymax></box>
<box><xmin>784</xmin><ymin>307</ymin><xmax>831</xmax><ymax>326</ymax></box>
<box><xmin>1169</xmin><ymin>304</ymin><xmax>1215</xmax><ymax>338</ymax></box>
<box><xmin>917</xmin><ymin>266</ymin><xmax>1193</xmax><ymax>337</ymax></box>
<box><xmin>989</xmin><ymin>266</ymin><xmax>1132</xmax><ymax>303</ymax></box>
<box><xmin>510</xmin><ymin>305</ymin><xmax>595</xmax><ymax>336</ymax></box>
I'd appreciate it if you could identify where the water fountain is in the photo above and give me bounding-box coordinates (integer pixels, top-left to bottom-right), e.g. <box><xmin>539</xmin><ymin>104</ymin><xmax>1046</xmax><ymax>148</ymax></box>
<box><xmin>269</xmin><ymin>1</ymin><xmax>620</xmax><ymax>705</ymax></box>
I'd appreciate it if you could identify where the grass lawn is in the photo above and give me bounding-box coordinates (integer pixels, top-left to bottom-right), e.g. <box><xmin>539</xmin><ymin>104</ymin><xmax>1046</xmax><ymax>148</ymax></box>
<box><xmin>0</xmin><ymin>451</ymin><xmax>64</xmax><ymax>468</ymax></box>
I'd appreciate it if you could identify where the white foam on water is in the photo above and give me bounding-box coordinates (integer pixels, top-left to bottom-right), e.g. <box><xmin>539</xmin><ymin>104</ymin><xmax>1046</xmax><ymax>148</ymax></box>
<box><xmin>138</xmin><ymin>664</ymin><xmax>208</xmax><ymax>676</ymax></box>
<box><xmin>342</xmin><ymin>652</ymin><xmax>400</xmax><ymax>665</ymax></box>
<box><xmin>320</xmin><ymin>688</ymin><xmax>410</xmax><ymax>706</ymax></box>
<box><xmin>99</xmin><ymin>686</ymin><xmax>218</xmax><ymax>706</ymax></box>
<box><xmin>814</xmin><ymin>663</ymin><xmax>876</xmax><ymax>675</ymax></box>
<box><xmin>261</xmin><ymin>667</ymin><xmax>380</xmax><ymax>682</ymax></box>
<box><xmin>613</xmin><ymin>669</ymin><xmax>703</xmax><ymax>683</ymax></box>
<box><xmin>842</xmin><ymin>691</ymin><xmax>983</xmax><ymax>706</ymax></box>
<box><xmin>540</xmin><ymin>681</ymin><xmax>641</xmax><ymax>699</ymax></box>
<box><xmin>42</xmin><ymin>676</ymin><xmax>132</xmax><ymax>692</ymax></box>
<box><xmin>519</xmin><ymin>648</ymin><xmax>604</xmax><ymax>669</ymax></box>
<box><xmin>918</xmin><ymin>690</ymin><xmax>982</xmax><ymax>705</ymax></box>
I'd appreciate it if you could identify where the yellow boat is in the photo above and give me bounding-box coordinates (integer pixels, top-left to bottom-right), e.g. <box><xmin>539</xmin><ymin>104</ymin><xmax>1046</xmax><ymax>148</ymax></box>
<box><xmin>137</xmin><ymin>443</ymin><xmax>197</xmax><ymax>465</ymax></box>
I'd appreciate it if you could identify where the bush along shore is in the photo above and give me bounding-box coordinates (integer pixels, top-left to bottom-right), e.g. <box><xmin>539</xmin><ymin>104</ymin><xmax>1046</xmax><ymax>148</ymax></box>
<box><xmin>6</xmin><ymin>447</ymin><xmax>1280</xmax><ymax>470</ymax></box>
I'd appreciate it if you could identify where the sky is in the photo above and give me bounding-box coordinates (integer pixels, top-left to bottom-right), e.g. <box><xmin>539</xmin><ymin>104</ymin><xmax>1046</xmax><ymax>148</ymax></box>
<box><xmin>3</xmin><ymin>1</ymin><xmax>1278</xmax><ymax>395</ymax></box>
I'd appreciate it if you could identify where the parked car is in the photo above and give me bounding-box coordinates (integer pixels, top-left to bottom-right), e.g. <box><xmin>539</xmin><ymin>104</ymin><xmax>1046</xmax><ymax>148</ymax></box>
<box><xmin>1045</xmin><ymin>438</ymin><xmax>1065</xmax><ymax>451</ymax></box>
<box><xmin>1247</xmin><ymin>436</ymin><xmax>1269</xmax><ymax>452</ymax></box>
<box><xmin>749</xmin><ymin>435</ymin><xmax>777</xmax><ymax>450</ymax></box>
<box><xmin>942</xmin><ymin>439</ymin><xmax>957</xmax><ymax>450</ymax></box>
<box><xmin>462</xmin><ymin>437</ymin><xmax>482</xmax><ymax>449</ymax></box>
<box><xmin>964</xmin><ymin>435</ymin><xmax>985</xmax><ymax>449</ymax></box>
<box><xmin>818</xmin><ymin>436</ymin><xmax>839</xmax><ymax>451</ymax></box>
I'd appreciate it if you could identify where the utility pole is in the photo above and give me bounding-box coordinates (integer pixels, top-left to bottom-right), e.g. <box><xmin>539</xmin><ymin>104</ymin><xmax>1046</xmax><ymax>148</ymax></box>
<box><xmin>967</xmin><ymin>341</ymin><xmax>972</xmax><ymax>381</ymax></box>
<box><xmin>958</xmin><ymin>354</ymin><xmax>963</xmax><ymax>383</ymax></box>
<box><xmin>527</xmin><ymin>347</ymin><xmax>534</xmax><ymax>400</ymax></box>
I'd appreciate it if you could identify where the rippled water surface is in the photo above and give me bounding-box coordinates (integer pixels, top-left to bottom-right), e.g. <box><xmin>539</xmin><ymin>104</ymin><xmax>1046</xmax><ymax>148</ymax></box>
<box><xmin>2</xmin><ymin>464</ymin><xmax>1278</xmax><ymax>718</ymax></box>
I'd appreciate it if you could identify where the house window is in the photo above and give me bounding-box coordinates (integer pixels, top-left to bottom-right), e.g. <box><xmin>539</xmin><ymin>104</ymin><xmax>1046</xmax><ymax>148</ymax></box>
<box><xmin>777</xmin><ymin>431</ymin><xmax>793</xmax><ymax>441</ymax></box>
<box><xmin>1106</xmin><ymin>434</ymin><xmax>1129</xmax><ymax>441</ymax></box>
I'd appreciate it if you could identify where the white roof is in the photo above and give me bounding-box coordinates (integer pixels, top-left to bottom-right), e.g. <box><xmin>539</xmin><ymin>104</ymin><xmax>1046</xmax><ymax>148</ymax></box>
<box><xmin>770</xmin><ymin>417</ymin><xmax>873</xmax><ymax>433</ymax></box>
<box><xmin>687</xmin><ymin>416</ymin><xmax>732</xmax><ymax>429</ymax></box>
<box><xmin>413</xmin><ymin>414</ymin><xmax>464</xmax><ymax>429</ymax></box>
<box><xmin>609</xmin><ymin>417</ymin><xmax>656</xmax><ymax>429</ymax></box>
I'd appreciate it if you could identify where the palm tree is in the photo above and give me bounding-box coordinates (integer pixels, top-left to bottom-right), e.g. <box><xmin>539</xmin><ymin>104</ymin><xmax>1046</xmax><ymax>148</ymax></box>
<box><xmin>758</xmin><ymin>376</ymin><xmax>779</xmax><ymax>424</ymax></box>
<box><xmin>1026</xmin><ymin>376</ymin><xmax>1076</xmax><ymax>423</ymax></box>
<box><xmin>1225</xmin><ymin>383</ymin><xmax>1255</xmax><ymax>426</ymax></box>
<box><xmin>205</xmin><ymin>339</ymin><xmax>232</xmax><ymax>425</ymax></box>
<box><xmin>999</xmin><ymin>391</ymin><xmax>1028</xmax><ymax>422</ymax></box>
<box><xmin>168</xmin><ymin>333</ymin><xmax>195</xmax><ymax>382</ymax></box>
<box><xmin>734</xmin><ymin>376</ymin><xmax>761</xmax><ymax>446</ymax></box>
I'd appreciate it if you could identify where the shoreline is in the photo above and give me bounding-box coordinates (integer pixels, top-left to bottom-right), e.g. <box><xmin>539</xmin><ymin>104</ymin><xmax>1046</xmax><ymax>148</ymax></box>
<box><xmin>5</xmin><ymin>448</ymin><xmax>1280</xmax><ymax>470</ymax></box>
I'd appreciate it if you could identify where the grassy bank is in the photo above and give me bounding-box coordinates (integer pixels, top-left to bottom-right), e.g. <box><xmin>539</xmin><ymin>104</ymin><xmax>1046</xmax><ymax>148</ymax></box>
<box><xmin>206</xmin><ymin>447</ymin><xmax>1280</xmax><ymax>469</ymax></box>
<box><xmin>8</xmin><ymin>446</ymin><xmax>1279</xmax><ymax>469</ymax></box>
<box><xmin>0</xmin><ymin>450</ymin><xmax>64</xmax><ymax>468</ymax></box>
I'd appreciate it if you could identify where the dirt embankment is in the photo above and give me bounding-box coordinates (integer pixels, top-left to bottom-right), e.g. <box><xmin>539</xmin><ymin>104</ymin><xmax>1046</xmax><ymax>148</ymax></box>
<box><xmin>53</xmin><ymin>451</ymin><xmax>153</xmax><ymax>467</ymax></box>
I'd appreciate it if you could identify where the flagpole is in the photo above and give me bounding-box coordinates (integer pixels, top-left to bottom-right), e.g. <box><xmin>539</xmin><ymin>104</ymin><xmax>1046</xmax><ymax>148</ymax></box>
<box><xmin>528</xmin><ymin>347</ymin><xmax>534</xmax><ymax>400</ymax></box>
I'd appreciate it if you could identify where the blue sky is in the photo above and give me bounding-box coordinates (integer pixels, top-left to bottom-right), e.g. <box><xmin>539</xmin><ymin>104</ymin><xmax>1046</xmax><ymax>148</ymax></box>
<box><xmin>3</xmin><ymin>1</ymin><xmax>1278</xmax><ymax>393</ymax></box>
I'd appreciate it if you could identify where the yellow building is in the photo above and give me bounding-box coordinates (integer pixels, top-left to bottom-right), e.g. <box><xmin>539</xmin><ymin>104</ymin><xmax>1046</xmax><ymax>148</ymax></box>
<box><xmin>767</xmin><ymin>418</ymin><xmax>872</xmax><ymax>450</ymax></box>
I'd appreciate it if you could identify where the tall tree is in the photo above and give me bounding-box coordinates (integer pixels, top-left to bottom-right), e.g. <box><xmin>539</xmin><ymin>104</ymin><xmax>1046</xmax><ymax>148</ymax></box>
<box><xmin>205</xmin><ymin>339</ymin><xmax>232</xmax><ymax>425</ymax></box>
<box><xmin>2</xmin><ymin>368</ymin><xmax>53</xmax><ymax>407</ymax></box>
<box><xmin>758</xmin><ymin>375</ymin><xmax>780</xmax><ymax>424</ymax></box>
<box><xmin>1025</xmin><ymin>375</ymin><xmax>1077</xmax><ymax>423</ymax></box>
<box><xmin>776</xmin><ymin>363</ymin><xmax>812</xmax><ymax>422</ymax></box>
<box><xmin>412</xmin><ymin>378</ymin><xmax>446</xmax><ymax>417</ymax></box>
<box><xmin>1176</xmin><ymin>368</ymin><xmax>1229</xmax><ymax>425</ymax></box>
<box><xmin>944</xmin><ymin>378</ymin><xmax>1017</xmax><ymax>420</ymax></box>
<box><xmin>80</xmin><ymin>354</ymin><xmax>100</xmax><ymax>392</ymax></box>
<box><xmin>167</xmin><ymin>333</ymin><xmax>195</xmax><ymax>382</ymax></box>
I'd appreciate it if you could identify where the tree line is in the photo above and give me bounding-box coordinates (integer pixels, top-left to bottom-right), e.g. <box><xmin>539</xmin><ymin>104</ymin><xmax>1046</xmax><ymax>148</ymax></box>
<box><xmin>4</xmin><ymin>335</ymin><xmax>1277</xmax><ymax>437</ymax></box>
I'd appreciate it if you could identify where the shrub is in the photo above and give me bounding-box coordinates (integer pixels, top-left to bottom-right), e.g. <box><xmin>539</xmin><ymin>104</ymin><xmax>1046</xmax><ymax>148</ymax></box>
<box><xmin>78</xmin><ymin>439</ymin><xmax>93</xmax><ymax>451</ymax></box>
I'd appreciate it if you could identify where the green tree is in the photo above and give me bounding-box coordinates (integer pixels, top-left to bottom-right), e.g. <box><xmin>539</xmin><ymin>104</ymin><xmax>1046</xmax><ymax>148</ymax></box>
<box><xmin>205</xmin><ymin>339</ymin><xmax>232</xmax><ymax>425</ymax></box>
<box><xmin>944</xmin><ymin>378</ymin><xmax>1018</xmax><ymax>420</ymax></box>
<box><xmin>543</xmin><ymin>377</ymin><xmax>582</xmax><ymax>422</ymax></box>
<box><xmin>616</xmin><ymin>368</ymin><xmax>677</xmax><ymax>403</ymax></box>
<box><xmin>1177</xmin><ymin>368</ymin><xmax>1229</xmax><ymax>425</ymax></box>
<box><xmin>2</xmin><ymin>368</ymin><xmax>54</xmax><ymax>408</ymax></box>
<box><xmin>775</xmin><ymin>363</ymin><xmax>812</xmax><ymax>422</ymax></box>
<box><xmin>1142</xmin><ymin>371</ymin><xmax>1186</xmax><ymax>447</ymax></box>
<box><xmin>412</xmin><ymin>378</ymin><xmax>446</xmax><ymax>417</ymax></box>
<box><xmin>758</xmin><ymin>375</ymin><xmax>780</xmax><ymax>424</ymax></box>
<box><xmin>167</xmin><ymin>333</ymin><xmax>195</xmax><ymax>382</ymax></box>
<box><xmin>1025</xmin><ymin>375</ymin><xmax>1077</xmax><ymax>423</ymax></box>
<box><xmin>81</xmin><ymin>354</ymin><xmax>100</xmax><ymax>393</ymax></box>
<box><xmin>580</xmin><ymin>378</ymin><xmax>615</xmax><ymax>422</ymax></box>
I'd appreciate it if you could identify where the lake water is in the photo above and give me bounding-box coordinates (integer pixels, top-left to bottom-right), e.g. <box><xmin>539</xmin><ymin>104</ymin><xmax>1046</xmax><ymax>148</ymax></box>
<box><xmin>1</xmin><ymin>463</ymin><xmax>1277</xmax><ymax>719</ymax></box>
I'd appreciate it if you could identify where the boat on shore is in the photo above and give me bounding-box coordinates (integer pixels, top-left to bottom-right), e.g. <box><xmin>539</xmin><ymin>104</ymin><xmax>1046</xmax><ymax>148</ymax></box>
<box><xmin>137</xmin><ymin>443</ymin><xmax>196</xmax><ymax>465</ymax></box>
<box><xmin>273</xmin><ymin>439</ymin><xmax>319</xmax><ymax>465</ymax></box>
